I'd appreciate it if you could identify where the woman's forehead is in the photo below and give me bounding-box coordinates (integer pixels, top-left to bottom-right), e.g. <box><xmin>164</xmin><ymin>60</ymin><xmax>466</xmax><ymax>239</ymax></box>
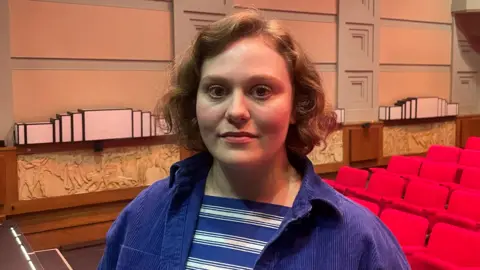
<box><xmin>200</xmin><ymin>37</ymin><xmax>290</xmax><ymax>82</ymax></box>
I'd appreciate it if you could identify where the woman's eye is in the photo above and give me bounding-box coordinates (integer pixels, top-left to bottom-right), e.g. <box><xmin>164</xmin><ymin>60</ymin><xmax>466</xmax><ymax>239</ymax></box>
<box><xmin>251</xmin><ymin>85</ymin><xmax>272</xmax><ymax>99</ymax></box>
<box><xmin>207</xmin><ymin>85</ymin><xmax>227</xmax><ymax>99</ymax></box>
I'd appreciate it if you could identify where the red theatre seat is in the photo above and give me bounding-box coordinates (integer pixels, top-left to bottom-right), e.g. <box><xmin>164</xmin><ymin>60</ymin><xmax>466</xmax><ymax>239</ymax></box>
<box><xmin>347</xmin><ymin>172</ymin><xmax>406</xmax><ymax>207</ymax></box>
<box><xmin>410</xmin><ymin>160</ymin><xmax>460</xmax><ymax>189</ymax></box>
<box><xmin>458</xmin><ymin>149</ymin><xmax>480</xmax><ymax>169</ymax></box>
<box><xmin>389</xmin><ymin>180</ymin><xmax>449</xmax><ymax>217</ymax></box>
<box><xmin>458</xmin><ymin>167</ymin><xmax>480</xmax><ymax>191</ymax></box>
<box><xmin>465</xmin><ymin>136</ymin><xmax>480</xmax><ymax>151</ymax></box>
<box><xmin>408</xmin><ymin>223</ymin><xmax>480</xmax><ymax>269</ymax></box>
<box><xmin>432</xmin><ymin>189</ymin><xmax>480</xmax><ymax>230</ymax></box>
<box><xmin>425</xmin><ymin>145</ymin><xmax>462</xmax><ymax>164</ymax></box>
<box><xmin>370</xmin><ymin>155</ymin><xmax>422</xmax><ymax>177</ymax></box>
<box><xmin>380</xmin><ymin>208</ymin><xmax>429</xmax><ymax>252</ymax></box>
<box><xmin>325</xmin><ymin>166</ymin><xmax>369</xmax><ymax>194</ymax></box>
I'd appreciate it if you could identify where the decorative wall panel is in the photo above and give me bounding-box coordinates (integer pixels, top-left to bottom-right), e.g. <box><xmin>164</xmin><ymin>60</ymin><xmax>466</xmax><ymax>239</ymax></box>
<box><xmin>338</xmin><ymin>0</ymin><xmax>379</xmax><ymax>122</ymax></box>
<box><xmin>451</xmin><ymin>18</ymin><xmax>480</xmax><ymax>115</ymax></box>
<box><xmin>346</xmin><ymin>71</ymin><xmax>373</xmax><ymax>109</ymax></box>
<box><xmin>17</xmin><ymin>144</ymin><xmax>179</xmax><ymax>200</ymax></box>
<box><xmin>307</xmin><ymin>130</ymin><xmax>343</xmax><ymax>165</ymax></box>
<box><xmin>173</xmin><ymin>0</ymin><xmax>230</xmax><ymax>60</ymax></box>
<box><xmin>383</xmin><ymin>121</ymin><xmax>456</xmax><ymax>156</ymax></box>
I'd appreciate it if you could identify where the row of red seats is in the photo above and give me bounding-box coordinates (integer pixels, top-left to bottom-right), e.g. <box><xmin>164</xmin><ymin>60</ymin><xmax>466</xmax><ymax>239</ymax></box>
<box><xmin>325</xmin><ymin>167</ymin><xmax>480</xmax><ymax>231</ymax></box>
<box><xmin>372</xmin><ymin>155</ymin><xmax>480</xmax><ymax>191</ymax></box>
<box><xmin>409</xmin><ymin>144</ymin><xmax>480</xmax><ymax>169</ymax></box>
<box><xmin>348</xmin><ymin>201</ymin><xmax>480</xmax><ymax>269</ymax></box>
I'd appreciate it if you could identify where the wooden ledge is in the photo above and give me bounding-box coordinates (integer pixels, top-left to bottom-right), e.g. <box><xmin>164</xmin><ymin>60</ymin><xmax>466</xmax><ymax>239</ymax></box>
<box><xmin>381</xmin><ymin>116</ymin><xmax>457</xmax><ymax>126</ymax></box>
<box><xmin>7</xmin><ymin>186</ymin><xmax>145</xmax><ymax>215</ymax></box>
<box><xmin>15</xmin><ymin>135</ymin><xmax>178</xmax><ymax>155</ymax></box>
<box><xmin>314</xmin><ymin>162</ymin><xmax>344</xmax><ymax>174</ymax></box>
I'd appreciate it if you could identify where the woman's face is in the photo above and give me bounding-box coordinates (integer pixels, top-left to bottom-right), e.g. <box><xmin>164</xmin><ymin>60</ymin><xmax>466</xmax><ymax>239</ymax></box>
<box><xmin>196</xmin><ymin>37</ymin><xmax>294</xmax><ymax>167</ymax></box>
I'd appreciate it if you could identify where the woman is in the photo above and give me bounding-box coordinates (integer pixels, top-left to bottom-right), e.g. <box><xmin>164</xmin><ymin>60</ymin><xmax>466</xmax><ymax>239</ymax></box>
<box><xmin>99</xmin><ymin>10</ymin><xmax>410</xmax><ymax>270</ymax></box>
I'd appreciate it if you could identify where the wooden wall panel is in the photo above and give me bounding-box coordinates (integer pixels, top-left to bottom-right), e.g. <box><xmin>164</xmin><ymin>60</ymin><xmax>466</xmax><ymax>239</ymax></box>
<box><xmin>26</xmin><ymin>221</ymin><xmax>111</xmax><ymax>251</ymax></box>
<box><xmin>9</xmin><ymin>187</ymin><xmax>144</xmax><ymax>215</ymax></box>
<box><xmin>380</xmin><ymin>0</ymin><xmax>452</xmax><ymax>23</ymax></box>
<box><xmin>12</xmin><ymin>70</ymin><xmax>169</xmax><ymax>122</ymax></box>
<box><xmin>379</xmin><ymin>71</ymin><xmax>451</xmax><ymax>105</ymax></box>
<box><xmin>349</xmin><ymin>126</ymin><xmax>381</xmax><ymax>163</ymax></box>
<box><xmin>9</xmin><ymin>0</ymin><xmax>172</xmax><ymax>60</ymax></box>
<box><xmin>380</xmin><ymin>26</ymin><xmax>451</xmax><ymax>65</ymax></box>
<box><xmin>0</xmin><ymin>155</ymin><xmax>5</xmax><ymax>207</ymax></box>
<box><xmin>278</xmin><ymin>20</ymin><xmax>337</xmax><ymax>63</ymax></box>
<box><xmin>457</xmin><ymin>116</ymin><xmax>480</xmax><ymax>147</ymax></box>
<box><xmin>233</xmin><ymin>0</ymin><xmax>337</xmax><ymax>15</ymax></box>
<box><xmin>0</xmin><ymin>148</ymin><xmax>18</xmax><ymax>214</ymax></box>
<box><xmin>10</xmin><ymin>200</ymin><xmax>128</xmax><ymax>250</ymax></box>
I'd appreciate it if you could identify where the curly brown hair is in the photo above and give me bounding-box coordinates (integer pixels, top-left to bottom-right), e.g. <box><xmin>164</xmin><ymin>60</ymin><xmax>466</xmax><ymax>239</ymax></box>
<box><xmin>157</xmin><ymin>10</ymin><xmax>337</xmax><ymax>156</ymax></box>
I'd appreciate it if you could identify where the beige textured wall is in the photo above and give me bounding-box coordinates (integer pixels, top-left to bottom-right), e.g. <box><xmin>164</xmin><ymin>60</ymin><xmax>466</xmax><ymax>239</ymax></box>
<box><xmin>9</xmin><ymin>0</ymin><xmax>173</xmax><ymax>122</ymax></box>
<box><xmin>12</xmin><ymin>70</ymin><xmax>170</xmax><ymax>122</ymax></box>
<box><xmin>379</xmin><ymin>0</ymin><xmax>453</xmax><ymax>106</ymax></box>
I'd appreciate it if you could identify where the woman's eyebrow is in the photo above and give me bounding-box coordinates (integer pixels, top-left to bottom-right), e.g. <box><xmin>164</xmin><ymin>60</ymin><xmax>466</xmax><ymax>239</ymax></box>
<box><xmin>199</xmin><ymin>75</ymin><xmax>228</xmax><ymax>85</ymax></box>
<box><xmin>200</xmin><ymin>74</ymin><xmax>283</xmax><ymax>85</ymax></box>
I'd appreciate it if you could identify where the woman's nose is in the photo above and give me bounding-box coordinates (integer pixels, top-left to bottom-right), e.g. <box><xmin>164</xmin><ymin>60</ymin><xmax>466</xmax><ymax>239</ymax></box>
<box><xmin>225</xmin><ymin>90</ymin><xmax>250</xmax><ymax>125</ymax></box>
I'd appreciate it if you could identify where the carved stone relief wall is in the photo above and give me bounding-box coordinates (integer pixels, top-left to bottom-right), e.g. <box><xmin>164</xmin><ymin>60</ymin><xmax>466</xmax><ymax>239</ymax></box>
<box><xmin>383</xmin><ymin>121</ymin><xmax>456</xmax><ymax>156</ymax></box>
<box><xmin>307</xmin><ymin>130</ymin><xmax>343</xmax><ymax>165</ymax></box>
<box><xmin>18</xmin><ymin>144</ymin><xmax>179</xmax><ymax>200</ymax></box>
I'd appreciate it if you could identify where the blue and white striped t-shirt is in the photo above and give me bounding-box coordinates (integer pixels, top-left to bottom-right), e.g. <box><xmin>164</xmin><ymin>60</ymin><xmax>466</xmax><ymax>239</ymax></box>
<box><xmin>186</xmin><ymin>195</ymin><xmax>290</xmax><ymax>270</ymax></box>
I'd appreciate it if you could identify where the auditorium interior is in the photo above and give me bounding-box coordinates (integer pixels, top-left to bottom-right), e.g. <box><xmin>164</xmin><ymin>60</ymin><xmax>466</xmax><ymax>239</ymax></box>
<box><xmin>1</xmin><ymin>0</ymin><xmax>480</xmax><ymax>269</ymax></box>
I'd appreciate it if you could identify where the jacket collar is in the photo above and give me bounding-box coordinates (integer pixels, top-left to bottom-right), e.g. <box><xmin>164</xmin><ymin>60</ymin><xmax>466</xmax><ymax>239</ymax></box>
<box><xmin>168</xmin><ymin>151</ymin><xmax>344</xmax><ymax>220</ymax></box>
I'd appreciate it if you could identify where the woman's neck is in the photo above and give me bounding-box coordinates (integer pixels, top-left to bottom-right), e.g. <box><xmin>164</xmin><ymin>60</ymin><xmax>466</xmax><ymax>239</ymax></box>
<box><xmin>204</xmin><ymin>150</ymin><xmax>302</xmax><ymax>207</ymax></box>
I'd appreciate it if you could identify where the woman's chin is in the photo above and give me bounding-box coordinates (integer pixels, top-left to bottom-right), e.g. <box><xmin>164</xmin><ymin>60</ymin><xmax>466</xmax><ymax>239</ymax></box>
<box><xmin>213</xmin><ymin>149</ymin><xmax>263</xmax><ymax>167</ymax></box>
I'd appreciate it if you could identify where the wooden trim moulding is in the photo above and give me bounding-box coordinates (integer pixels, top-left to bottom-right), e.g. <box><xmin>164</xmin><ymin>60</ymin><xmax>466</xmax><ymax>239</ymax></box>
<box><xmin>314</xmin><ymin>162</ymin><xmax>343</xmax><ymax>174</ymax></box>
<box><xmin>15</xmin><ymin>135</ymin><xmax>177</xmax><ymax>155</ymax></box>
<box><xmin>1</xmin><ymin>148</ymin><xmax>18</xmax><ymax>214</ymax></box>
<box><xmin>7</xmin><ymin>186</ymin><xmax>145</xmax><ymax>215</ymax></box>
<box><xmin>381</xmin><ymin>116</ymin><xmax>457</xmax><ymax>127</ymax></box>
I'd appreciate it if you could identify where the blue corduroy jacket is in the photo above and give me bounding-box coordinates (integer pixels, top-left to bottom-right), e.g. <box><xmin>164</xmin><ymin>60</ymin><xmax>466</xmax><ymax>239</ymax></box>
<box><xmin>98</xmin><ymin>152</ymin><xmax>411</xmax><ymax>270</ymax></box>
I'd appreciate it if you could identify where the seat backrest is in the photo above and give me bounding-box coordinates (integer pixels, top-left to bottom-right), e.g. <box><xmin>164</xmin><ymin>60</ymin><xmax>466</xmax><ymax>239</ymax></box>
<box><xmin>348</xmin><ymin>196</ymin><xmax>380</xmax><ymax>215</ymax></box>
<box><xmin>419</xmin><ymin>160</ymin><xmax>458</xmax><ymax>183</ymax></box>
<box><xmin>428</xmin><ymin>223</ymin><xmax>480</xmax><ymax>267</ymax></box>
<box><xmin>465</xmin><ymin>136</ymin><xmax>480</xmax><ymax>151</ymax></box>
<box><xmin>367</xmin><ymin>173</ymin><xmax>406</xmax><ymax>198</ymax></box>
<box><xmin>426</xmin><ymin>145</ymin><xmax>462</xmax><ymax>163</ymax></box>
<box><xmin>448</xmin><ymin>189</ymin><xmax>480</xmax><ymax>221</ymax></box>
<box><xmin>380</xmin><ymin>208</ymin><xmax>429</xmax><ymax>247</ymax></box>
<box><xmin>336</xmin><ymin>166</ymin><xmax>369</xmax><ymax>188</ymax></box>
<box><xmin>458</xmin><ymin>149</ymin><xmax>480</xmax><ymax>168</ymax></box>
<box><xmin>403</xmin><ymin>180</ymin><xmax>449</xmax><ymax>210</ymax></box>
<box><xmin>459</xmin><ymin>167</ymin><xmax>480</xmax><ymax>191</ymax></box>
<box><xmin>387</xmin><ymin>155</ymin><xmax>422</xmax><ymax>176</ymax></box>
